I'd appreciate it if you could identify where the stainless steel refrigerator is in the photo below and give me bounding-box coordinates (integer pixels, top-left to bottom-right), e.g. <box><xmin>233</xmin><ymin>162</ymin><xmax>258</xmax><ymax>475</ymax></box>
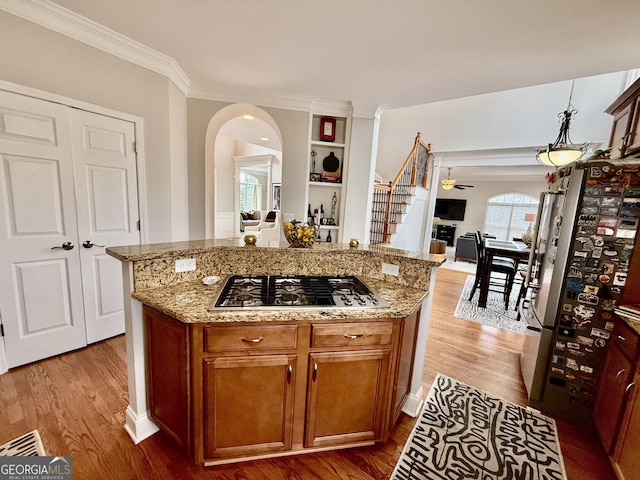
<box><xmin>520</xmin><ymin>162</ymin><xmax>640</xmax><ymax>426</ymax></box>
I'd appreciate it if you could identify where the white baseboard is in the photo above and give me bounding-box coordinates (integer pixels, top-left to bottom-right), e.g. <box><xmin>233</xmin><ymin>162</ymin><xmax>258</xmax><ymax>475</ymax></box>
<box><xmin>124</xmin><ymin>406</ymin><xmax>159</xmax><ymax>444</ymax></box>
<box><xmin>401</xmin><ymin>386</ymin><xmax>424</xmax><ymax>418</ymax></box>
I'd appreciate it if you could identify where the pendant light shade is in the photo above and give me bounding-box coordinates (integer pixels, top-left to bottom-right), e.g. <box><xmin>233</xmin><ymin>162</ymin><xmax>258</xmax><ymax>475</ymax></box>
<box><xmin>536</xmin><ymin>81</ymin><xmax>587</xmax><ymax>167</ymax></box>
<box><xmin>441</xmin><ymin>168</ymin><xmax>456</xmax><ymax>189</ymax></box>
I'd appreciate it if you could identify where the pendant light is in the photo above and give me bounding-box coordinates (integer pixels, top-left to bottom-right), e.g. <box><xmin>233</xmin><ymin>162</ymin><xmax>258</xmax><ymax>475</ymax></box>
<box><xmin>536</xmin><ymin>81</ymin><xmax>587</xmax><ymax>167</ymax></box>
<box><xmin>441</xmin><ymin>168</ymin><xmax>456</xmax><ymax>190</ymax></box>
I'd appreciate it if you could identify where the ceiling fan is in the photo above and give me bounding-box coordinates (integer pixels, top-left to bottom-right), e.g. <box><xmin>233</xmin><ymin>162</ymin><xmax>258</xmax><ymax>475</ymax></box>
<box><xmin>441</xmin><ymin>167</ymin><xmax>474</xmax><ymax>190</ymax></box>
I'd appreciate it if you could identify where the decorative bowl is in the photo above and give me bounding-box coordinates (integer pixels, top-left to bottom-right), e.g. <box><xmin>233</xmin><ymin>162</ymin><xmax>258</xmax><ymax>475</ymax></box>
<box><xmin>282</xmin><ymin>221</ymin><xmax>318</xmax><ymax>248</ymax></box>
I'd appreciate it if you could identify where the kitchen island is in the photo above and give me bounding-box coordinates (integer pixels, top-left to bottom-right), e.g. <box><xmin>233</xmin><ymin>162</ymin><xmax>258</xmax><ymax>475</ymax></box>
<box><xmin>107</xmin><ymin>239</ymin><xmax>445</xmax><ymax>464</ymax></box>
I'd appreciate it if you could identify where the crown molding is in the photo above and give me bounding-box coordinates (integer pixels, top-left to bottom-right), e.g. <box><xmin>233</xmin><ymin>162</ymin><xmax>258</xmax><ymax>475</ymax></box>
<box><xmin>188</xmin><ymin>83</ymin><xmax>318</xmax><ymax>112</ymax></box>
<box><xmin>0</xmin><ymin>0</ymin><xmax>187</xmax><ymax>94</ymax></box>
<box><xmin>1</xmin><ymin>0</ymin><xmax>370</xmax><ymax>115</ymax></box>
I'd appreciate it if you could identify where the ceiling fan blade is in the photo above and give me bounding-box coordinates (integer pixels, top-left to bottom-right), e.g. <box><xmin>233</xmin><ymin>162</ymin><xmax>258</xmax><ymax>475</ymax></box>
<box><xmin>454</xmin><ymin>184</ymin><xmax>474</xmax><ymax>189</ymax></box>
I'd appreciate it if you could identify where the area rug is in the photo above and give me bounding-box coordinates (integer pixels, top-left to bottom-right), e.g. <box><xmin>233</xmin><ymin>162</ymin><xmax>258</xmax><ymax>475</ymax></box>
<box><xmin>0</xmin><ymin>430</ymin><xmax>46</xmax><ymax>456</ymax></box>
<box><xmin>454</xmin><ymin>275</ymin><xmax>530</xmax><ymax>335</ymax></box>
<box><xmin>391</xmin><ymin>374</ymin><xmax>567</xmax><ymax>480</ymax></box>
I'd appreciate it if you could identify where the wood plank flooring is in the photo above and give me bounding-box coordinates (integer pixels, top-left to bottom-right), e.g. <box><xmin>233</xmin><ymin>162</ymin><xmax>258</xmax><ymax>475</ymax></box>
<box><xmin>0</xmin><ymin>268</ymin><xmax>616</xmax><ymax>479</ymax></box>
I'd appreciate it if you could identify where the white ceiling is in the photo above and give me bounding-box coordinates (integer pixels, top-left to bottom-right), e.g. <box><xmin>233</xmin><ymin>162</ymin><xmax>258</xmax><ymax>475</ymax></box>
<box><xmin>7</xmin><ymin>0</ymin><xmax>639</xmax><ymax>182</ymax></box>
<box><xmin>26</xmin><ymin>0</ymin><xmax>640</xmax><ymax>111</ymax></box>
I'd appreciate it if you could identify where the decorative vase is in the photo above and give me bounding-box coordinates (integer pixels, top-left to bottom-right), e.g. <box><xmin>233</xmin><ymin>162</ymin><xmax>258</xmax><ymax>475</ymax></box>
<box><xmin>282</xmin><ymin>222</ymin><xmax>318</xmax><ymax>248</ymax></box>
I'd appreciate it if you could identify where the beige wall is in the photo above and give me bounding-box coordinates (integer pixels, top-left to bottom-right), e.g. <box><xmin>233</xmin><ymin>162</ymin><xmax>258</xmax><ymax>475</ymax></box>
<box><xmin>186</xmin><ymin>98</ymin><xmax>309</xmax><ymax>240</ymax></box>
<box><xmin>435</xmin><ymin>180</ymin><xmax>547</xmax><ymax>241</ymax></box>
<box><xmin>0</xmin><ymin>11</ymin><xmax>182</xmax><ymax>243</ymax></box>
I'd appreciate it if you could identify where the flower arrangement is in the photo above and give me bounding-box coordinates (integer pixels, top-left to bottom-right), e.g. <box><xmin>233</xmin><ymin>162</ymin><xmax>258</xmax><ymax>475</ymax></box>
<box><xmin>282</xmin><ymin>221</ymin><xmax>318</xmax><ymax>248</ymax></box>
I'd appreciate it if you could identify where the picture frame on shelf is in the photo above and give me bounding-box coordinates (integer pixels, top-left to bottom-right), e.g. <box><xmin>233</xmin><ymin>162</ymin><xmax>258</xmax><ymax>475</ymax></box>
<box><xmin>309</xmin><ymin>172</ymin><xmax>322</xmax><ymax>182</ymax></box>
<box><xmin>272</xmin><ymin>183</ymin><xmax>281</xmax><ymax>211</ymax></box>
<box><xmin>319</xmin><ymin>116</ymin><xmax>336</xmax><ymax>142</ymax></box>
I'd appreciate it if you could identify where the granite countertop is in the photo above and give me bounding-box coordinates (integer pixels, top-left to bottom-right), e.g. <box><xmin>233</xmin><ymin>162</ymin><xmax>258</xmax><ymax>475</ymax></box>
<box><xmin>134</xmin><ymin>275</ymin><xmax>427</xmax><ymax>324</ymax></box>
<box><xmin>616</xmin><ymin>309</ymin><xmax>640</xmax><ymax>336</ymax></box>
<box><xmin>107</xmin><ymin>238</ymin><xmax>444</xmax><ymax>263</ymax></box>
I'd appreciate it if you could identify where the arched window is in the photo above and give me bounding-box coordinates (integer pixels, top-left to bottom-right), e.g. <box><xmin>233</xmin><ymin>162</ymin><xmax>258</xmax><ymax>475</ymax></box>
<box><xmin>239</xmin><ymin>172</ymin><xmax>262</xmax><ymax>212</ymax></box>
<box><xmin>483</xmin><ymin>193</ymin><xmax>539</xmax><ymax>241</ymax></box>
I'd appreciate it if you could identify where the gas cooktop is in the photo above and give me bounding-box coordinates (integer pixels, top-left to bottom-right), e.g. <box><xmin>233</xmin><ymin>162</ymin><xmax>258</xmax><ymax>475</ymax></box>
<box><xmin>208</xmin><ymin>275</ymin><xmax>389</xmax><ymax>311</ymax></box>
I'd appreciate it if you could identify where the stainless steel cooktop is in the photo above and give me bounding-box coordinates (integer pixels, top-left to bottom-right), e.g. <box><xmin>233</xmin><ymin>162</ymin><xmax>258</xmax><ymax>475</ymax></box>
<box><xmin>208</xmin><ymin>275</ymin><xmax>389</xmax><ymax>311</ymax></box>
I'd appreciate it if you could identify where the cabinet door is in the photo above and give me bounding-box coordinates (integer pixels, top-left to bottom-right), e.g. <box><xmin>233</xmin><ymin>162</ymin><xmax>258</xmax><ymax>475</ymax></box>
<box><xmin>305</xmin><ymin>350</ymin><xmax>390</xmax><ymax>448</ymax></box>
<box><xmin>594</xmin><ymin>345</ymin><xmax>633</xmax><ymax>453</ymax></box>
<box><xmin>145</xmin><ymin>307</ymin><xmax>191</xmax><ymax>454</ymax></box>
<box><xmin>625</xmin><ymin>97</ymin><xmax>640</xmax><ymax>155</ymax></box>
<box><xmin>609</xmin><ymin>102</ymin><xmax>633</xmax><ymax>159</ymax></box>
<box><xmin>203</xmin><ymin>354</ymin><xmax>295</xmax><ymax>460</ymax></box>
<box><xmin>615</xmin><ymin>371</ymin><xmax>640</xmax><ymax>480</ymax></box>
<box><xmin>391</xmin><ymin>310</ymin><xmax>420</xmax><ymax>427</ymax></box>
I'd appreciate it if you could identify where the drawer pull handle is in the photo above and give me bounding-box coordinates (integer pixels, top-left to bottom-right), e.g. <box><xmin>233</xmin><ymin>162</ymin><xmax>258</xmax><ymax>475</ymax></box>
<box><xmin>313</xmin><ymin>363</ymin><xmax>318</xmax><ymax>382</ymax></box>
<box><xmin>618</xmin><ymin>335</ymin><xmax>626</xmax><ymax>342</ymax></box>
<box><xmin>241</xmin><ymin>337</ymin><xmax>263</xmax><ymax>343</ymax></box>
<box><xmin>344</xmin><ymin>334</ymin><xmax>364</xmax><ymax>339</ymax></box>
<box><xmin>625</xmin><ymin>383</ymin><xmax>636</xmax><ymax>398</ymax></box>
<box><xmin>287</xmin><ymin>364</ymin><xmax>293</xmax><ymax>384</ymax></box>
<box><xmin>616</xmin><ymin>369</ymin><xmax>627</xmax><ymax>382</ymax></box>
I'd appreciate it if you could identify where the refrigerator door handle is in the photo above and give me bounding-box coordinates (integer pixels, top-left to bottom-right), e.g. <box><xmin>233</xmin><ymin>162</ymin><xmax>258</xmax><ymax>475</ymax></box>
<box><xmin>519</xmin><ymin>298</ymin><xmax>542</xmax><ymax>332</ymax></box>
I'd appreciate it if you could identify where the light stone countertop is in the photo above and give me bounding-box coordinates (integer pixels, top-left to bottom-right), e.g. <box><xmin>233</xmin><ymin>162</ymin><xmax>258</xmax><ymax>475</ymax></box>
<box><xmin>106</xmin><ymin>239</ymin><xmax>441</xmax><ymax>263</ymax></box>
<box><xmin>108</xmin><ymin>240</ymin><xmax>444</xmax><ymax>324</ymax></box>
<box><xmin>133</xmin><ymin>276</ymin><xmax>427</xmax><ymax>324</ymax></box>
<box><xmin>616</xmin><ymin>310</ymin><xmax>640</xmax><ymax>336</ymax></box>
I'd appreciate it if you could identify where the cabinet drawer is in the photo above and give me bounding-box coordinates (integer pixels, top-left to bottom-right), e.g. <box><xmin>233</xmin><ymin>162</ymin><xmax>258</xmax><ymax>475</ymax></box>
<box><xmin>204</xmin><ymin>325</ymin><xmax>297</xmax><ymax>353</ymax></box>
<box><xmin>613</xmin><ymin>320</ymin><xmax>639</xmax><ymax>361</ymax></box>
<box><xmin>311</xmin><ymin>322</ymin><xmax>393</xmax><ymax>348</ymax></box>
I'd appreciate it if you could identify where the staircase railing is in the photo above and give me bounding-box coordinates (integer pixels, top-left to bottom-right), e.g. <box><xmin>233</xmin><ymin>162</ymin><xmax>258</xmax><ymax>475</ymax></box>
<box><xmin>370</xmin><ymin>133</ymin><xmax>431</xmax><ymax>245</ymax></box>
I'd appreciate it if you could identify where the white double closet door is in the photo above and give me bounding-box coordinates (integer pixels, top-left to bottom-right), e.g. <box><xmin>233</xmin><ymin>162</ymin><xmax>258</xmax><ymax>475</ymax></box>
<box><xmin>0</xmin><ymin>90</ymin><xmax>140</xmax><ymax>369</ymax></box>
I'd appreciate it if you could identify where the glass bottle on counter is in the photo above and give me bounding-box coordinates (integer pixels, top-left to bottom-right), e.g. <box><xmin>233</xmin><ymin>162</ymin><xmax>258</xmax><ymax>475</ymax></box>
<box><xmin>326</xmin><ymin>230</ymin><xmax>332</xmax><ymax>243</ymax></box>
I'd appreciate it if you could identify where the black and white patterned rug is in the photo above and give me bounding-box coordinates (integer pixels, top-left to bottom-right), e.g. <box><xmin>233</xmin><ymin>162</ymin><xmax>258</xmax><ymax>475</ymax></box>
<box><xmin>392</xmin><ymin>374</ymin><xmax>566</xmax><ymax>480</ymax></box>
<box><xmin>454</xmin><ymin>275</ymin><xmax>530</xmax><ymax>335</ymax></box>
<box><xmin>0</xmin><ymin>430</ymin><xmax>46</xmax><ymax>456</ymax></box>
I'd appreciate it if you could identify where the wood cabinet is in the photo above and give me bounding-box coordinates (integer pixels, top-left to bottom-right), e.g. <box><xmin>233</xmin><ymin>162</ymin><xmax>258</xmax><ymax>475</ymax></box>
<box><xmin>202</xmin><ymin>354</ymin><xmax>296</xmax><ymax>459</ymax></box>
<box><xmin>594</xmin><ymin>316</ymin><xmax>640</xmax><ymax>479</ymax></box>
<box><xmin>144</xmin><ymin>307</ymin><xmax>191</xmax><ymax>455</ymax></box>
<box><xmin>306</xmin><ymin>350</ymin><xmax>390</xmax><ymax>447</ymax></box>
<box><xmin>307</xmin><ymin>114</ymin><xmax>349</xmax><ymax>243</ymax></box>
<box><xmin>391</xmin><ymin>309</ymin><xmax>420</xmax><ymax>426</ymax></box>
<box><xmin>305</xmin><ymin>321</ymin><xmax>393</xmax><ymax>448</ymax></box>
<box><xmin>436</xmin><ymin>224</ymin><xmax>456</xmax><ymax>247</ymax></box>
<box><xmin>606</xmin><ymin>77</ymin><xmax>640</xmax><ymax>160</ymax></box>
<box><xmin>144</xmin><ymin>306</ymin><xmax>419</xmax><ymax>465</ymax></box>
<box><xmin>594</xmin><ymin>339</ymin><xmax>634</xmax><ymax>452</ymax></box>
<box><xmin>197</xmin><ymin>323</ymin><xmax>299</xmax><ymax>462</ymax></box>
<box><xmin>614</xmin><ymin>370</ymin><xmax>640</xmax><ymax>480</ymax></box>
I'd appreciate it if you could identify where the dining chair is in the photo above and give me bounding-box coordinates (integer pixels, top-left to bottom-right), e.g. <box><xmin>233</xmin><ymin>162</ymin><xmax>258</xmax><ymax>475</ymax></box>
<box><xmin>468</xmin><ymin>231</ymin><xmax>518</xmax><ymax>309</ymax></box>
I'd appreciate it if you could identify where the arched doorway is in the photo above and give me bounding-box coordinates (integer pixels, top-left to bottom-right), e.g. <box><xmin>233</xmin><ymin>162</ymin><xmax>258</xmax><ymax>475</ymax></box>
<box><xmin>204</xmin><ymin>104</ymin><xmax>283</xmax><ymax>238</ymax></box>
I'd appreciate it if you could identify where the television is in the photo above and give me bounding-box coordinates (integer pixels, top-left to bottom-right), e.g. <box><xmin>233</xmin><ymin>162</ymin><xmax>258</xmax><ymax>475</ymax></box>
<box><xmin>435</xmin><ymin>198</ymin><xmax>467</xmax><ymax>221</ymax></box>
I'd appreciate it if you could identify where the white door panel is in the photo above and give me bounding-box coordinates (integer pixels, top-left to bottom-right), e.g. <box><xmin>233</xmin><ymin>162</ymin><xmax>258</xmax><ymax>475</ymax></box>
<box><xmin>0</xmin><ymin>91</ymin><xmax>87</xmax><ymax>368</ymax></box>
<box><xmin>1</xmin><ymin>106</ymin><xmax>58</xmax><ymax>146</ymax></box>
<box><xmin>87</xmin><ymin>165</ymin><xmax>130</xmax><ymax>232</ymax></box>
<box><xmin>13</xmin><ymin>258</ymin><xmax>77</xmax><ymax>332</ymax></box>
<box><xmin>70</xmin><ymin>109</ymin><xmax>139</xmax><ymax>344</ymax></box>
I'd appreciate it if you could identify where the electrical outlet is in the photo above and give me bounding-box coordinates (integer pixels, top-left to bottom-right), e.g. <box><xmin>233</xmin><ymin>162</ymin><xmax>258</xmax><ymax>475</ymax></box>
<box><xmin>175</xmin><ymin>258</ymin><xmax>196</xmax><ymax>273</ymax></box>
<box><xmin>381</xmin><ymin>262</ymin><xmax>399</xmax><ymax>276</ymax></box>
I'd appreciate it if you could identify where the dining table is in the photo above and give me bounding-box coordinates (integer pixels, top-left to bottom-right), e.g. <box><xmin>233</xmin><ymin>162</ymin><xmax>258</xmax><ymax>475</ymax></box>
<box><xmin>479</xmin><ymin>239</ymin><xmax>531</xmax><ymax>308</ymax></box>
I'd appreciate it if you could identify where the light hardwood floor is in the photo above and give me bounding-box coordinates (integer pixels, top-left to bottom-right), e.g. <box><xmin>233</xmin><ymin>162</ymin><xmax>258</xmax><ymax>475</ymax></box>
<box><xmin>0</xmin><ymin>268</ymin><xmax>615</xmax><ymax>479</ymax></box>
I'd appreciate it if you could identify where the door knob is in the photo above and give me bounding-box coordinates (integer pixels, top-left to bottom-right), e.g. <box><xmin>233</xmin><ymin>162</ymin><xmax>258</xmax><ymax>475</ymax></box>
<box><xmin>82</xmin><ymin>240</ymin><xmax>105</xmax><ymax>249</ymax></box>
<box><xmin>51</xmin><ymin>241</ymin><xmax>74</xmax><ymax>250</ymax></box>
